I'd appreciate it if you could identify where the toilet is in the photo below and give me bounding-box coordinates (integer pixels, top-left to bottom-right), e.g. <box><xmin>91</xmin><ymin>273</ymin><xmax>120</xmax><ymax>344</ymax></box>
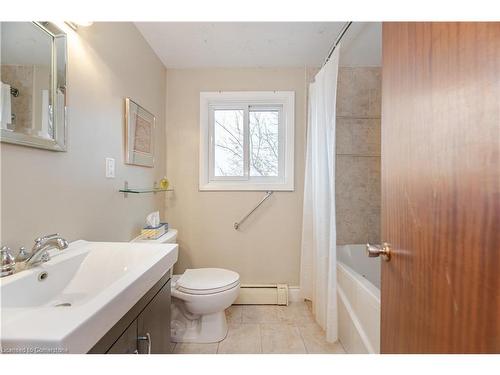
<box><xmin>133</xmin><ymin>229</ymin><xmax>240</xmax><ymax>343</ymax></box>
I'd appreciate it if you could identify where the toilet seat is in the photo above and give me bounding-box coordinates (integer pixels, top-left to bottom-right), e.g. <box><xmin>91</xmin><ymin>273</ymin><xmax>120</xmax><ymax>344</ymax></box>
<box><xmin>175</xmin><ymin>268</ymin><xmax>240</xmax><ymax>295</ymax></box>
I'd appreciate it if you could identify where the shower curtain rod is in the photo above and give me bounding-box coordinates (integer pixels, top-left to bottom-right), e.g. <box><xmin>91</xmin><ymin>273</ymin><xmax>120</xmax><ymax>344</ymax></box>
<box><xmin>322</xmin><ymin>21</ymin><xmax>353</xmax><ymax>67</ymax></box>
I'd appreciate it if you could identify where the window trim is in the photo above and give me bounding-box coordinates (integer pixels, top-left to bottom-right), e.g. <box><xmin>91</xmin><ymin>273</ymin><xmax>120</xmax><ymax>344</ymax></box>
<box><xmin>199</xmin><ymin>91</ymin><xmax>295</xmax><ymax>191</ymax></box>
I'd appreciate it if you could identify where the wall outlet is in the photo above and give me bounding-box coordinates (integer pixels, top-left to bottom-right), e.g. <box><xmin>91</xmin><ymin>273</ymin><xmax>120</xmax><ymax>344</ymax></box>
<box><xmin>105</xmin><ymin>158</ymin><xmax>115</xmax><ymax>178</ymax></box>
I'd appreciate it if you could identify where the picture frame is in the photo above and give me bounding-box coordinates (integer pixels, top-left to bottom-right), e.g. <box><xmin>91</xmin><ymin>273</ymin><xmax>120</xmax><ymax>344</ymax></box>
<box><xmin>124</xmin><ymin>97</ymin><xmax>155</xmax><ymax>167</ymax></box>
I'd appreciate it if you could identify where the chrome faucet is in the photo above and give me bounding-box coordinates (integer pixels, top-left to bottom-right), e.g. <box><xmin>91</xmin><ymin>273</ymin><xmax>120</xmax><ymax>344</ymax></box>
<box><xmin>0</xmin><ymin>234</ymin><xmax>69</xmax><ymax>277</ymax></box>
<box><xmin>22</xmin><ymin>234</ymin><xmax>69</xmax><ymax>268</ymax></box>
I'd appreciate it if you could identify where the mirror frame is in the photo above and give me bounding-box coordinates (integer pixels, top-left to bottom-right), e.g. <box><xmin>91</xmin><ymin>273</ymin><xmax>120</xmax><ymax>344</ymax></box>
<box><xmin>0</xmin><ymin>21</ymin><xmax>68</xmax><ymax>151</ymax></box>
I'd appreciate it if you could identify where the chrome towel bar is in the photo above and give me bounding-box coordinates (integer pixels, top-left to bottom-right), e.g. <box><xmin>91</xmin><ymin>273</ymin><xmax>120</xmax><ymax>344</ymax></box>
<box><xmin>233</xmin><ymin>191</ymin><xmax>273</xmax><ymax>230</ymax></box>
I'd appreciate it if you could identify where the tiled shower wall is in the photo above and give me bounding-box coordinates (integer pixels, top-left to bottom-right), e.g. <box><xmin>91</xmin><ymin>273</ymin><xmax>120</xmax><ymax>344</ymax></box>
<box><xmin>1</xmin><ymin>64</ymin><xmax>34</xmax><ymax>131</ymax></box>
<box><xmin>335</xmin><ymin>67</ymin><xmax>381</xmax><ymax>245</ymax></box>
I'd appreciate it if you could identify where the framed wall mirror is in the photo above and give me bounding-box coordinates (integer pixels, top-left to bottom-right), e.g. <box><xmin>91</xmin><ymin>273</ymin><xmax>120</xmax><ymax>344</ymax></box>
<box><xmin>124</xmin><ymin>98</ymin><xmax>155</xmax><ymax>167</ymax></box>
<box><xmin>0</xmin><ymin>21</ymin><xmax>67</xmax><ymax>151</ymax></box>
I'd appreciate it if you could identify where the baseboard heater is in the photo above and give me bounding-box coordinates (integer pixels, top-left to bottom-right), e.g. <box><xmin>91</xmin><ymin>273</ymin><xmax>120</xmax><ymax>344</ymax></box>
<box><xmin>234</xmin><ymin>284</ymin><xmax>289</xmax><ymax>305</ymax></box>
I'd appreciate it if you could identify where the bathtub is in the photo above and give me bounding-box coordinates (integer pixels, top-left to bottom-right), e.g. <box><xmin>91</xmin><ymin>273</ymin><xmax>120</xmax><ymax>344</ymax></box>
<box><xmin>337</xmin><ymin>244</ymin><xmax>381</xmax><ymax>353</ymax></box>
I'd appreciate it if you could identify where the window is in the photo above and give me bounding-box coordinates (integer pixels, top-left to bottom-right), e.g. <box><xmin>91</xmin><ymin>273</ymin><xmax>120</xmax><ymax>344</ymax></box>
<box><xmin>200</xmin><ymin>91</ymin><xmax>295</xmax><ymax>191</ymax></box>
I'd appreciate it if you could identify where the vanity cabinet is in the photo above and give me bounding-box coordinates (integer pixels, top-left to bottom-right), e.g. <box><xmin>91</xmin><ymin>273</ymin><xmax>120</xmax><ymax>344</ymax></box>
<box><xmin>137</xmin><ymin>278</ymin><xmax>172</xmax><ymax>354</ymax></box>
<box><xmin>89</xmin><ymin>272</ymin><xmax>171</xmax><ymax>354</ymax></box>
<box><xmin>107</xmin><ymin>321</ymin><xmax>138</xmax><ymax>354</ymax></box>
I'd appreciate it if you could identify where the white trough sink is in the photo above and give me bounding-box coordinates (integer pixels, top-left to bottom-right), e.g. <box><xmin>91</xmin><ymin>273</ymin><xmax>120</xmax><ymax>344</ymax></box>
<box><xmin>0</xmin><ymin>240</ymin><xmax>178</xmax><ymax>353</ymax></box>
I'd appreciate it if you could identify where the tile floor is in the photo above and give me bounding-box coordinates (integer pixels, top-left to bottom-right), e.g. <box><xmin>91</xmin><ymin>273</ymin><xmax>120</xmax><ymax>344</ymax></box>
<box><xmin>172</xmin><ymin>302</ymin><xmax>346</xmax><ymax>354</ymax></box>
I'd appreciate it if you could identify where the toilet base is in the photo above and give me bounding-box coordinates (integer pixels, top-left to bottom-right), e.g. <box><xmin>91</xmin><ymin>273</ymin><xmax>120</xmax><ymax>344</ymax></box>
<box><xmin>171</xmin><ymin>303</ymin><xmax>229</xmax><ymax>343</ymax></box>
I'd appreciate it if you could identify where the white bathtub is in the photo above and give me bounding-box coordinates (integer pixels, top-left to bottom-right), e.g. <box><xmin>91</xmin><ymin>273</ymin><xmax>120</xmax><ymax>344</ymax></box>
<box><xmin>337</xmin><ymin>244</ymin><xmax>381</xmax><ymax>353</ymax></box>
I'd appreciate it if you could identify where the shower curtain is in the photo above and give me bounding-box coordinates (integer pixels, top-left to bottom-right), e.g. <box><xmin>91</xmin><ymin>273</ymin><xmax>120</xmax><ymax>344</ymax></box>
<box><xmin>300</xmin><ymin>47</ymin><xmax>340</xmax><ymax>342</ymax></box>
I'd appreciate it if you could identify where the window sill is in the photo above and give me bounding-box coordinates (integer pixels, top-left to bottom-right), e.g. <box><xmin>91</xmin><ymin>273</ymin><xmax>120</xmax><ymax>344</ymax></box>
<box><xmin>199</xmin><ymin>182</ymin><xmax>294</xmax><ymax>192</ymax></box>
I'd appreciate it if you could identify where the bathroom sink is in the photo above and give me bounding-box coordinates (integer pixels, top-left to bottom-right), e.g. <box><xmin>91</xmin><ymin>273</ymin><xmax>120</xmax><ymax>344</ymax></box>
<box><xmin>0</xmin><ymin>240</ymin><xmax>178</xmax><ymax>353</ymax></box>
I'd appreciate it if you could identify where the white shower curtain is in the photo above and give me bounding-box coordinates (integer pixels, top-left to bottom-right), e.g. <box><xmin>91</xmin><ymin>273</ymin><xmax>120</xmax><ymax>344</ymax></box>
<box><xmin>300</xmin><ymin>47</ymin><xmax>340</xmax><ymax>342</ymax></box>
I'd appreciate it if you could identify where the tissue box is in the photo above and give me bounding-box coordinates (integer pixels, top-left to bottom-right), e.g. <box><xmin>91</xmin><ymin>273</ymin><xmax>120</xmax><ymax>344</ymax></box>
<box><xmin>141</xmin><ymin>223</ymin><xmax>168</xmax><ymax>240</ymax></box>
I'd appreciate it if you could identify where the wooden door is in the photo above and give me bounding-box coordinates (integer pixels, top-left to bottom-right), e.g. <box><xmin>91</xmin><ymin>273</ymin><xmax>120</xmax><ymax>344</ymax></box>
<box><xmin>381</xmin><ymin>22</ymin><xmax>500</xmax><ymax>353</ymax></box>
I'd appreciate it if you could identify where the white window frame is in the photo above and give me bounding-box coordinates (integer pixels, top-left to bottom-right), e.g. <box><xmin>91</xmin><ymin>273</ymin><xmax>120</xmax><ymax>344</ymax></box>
<box><xmin>200</xmin><ymin>91</ymin><xmax>295</xmax><ymax>191</ymax></box>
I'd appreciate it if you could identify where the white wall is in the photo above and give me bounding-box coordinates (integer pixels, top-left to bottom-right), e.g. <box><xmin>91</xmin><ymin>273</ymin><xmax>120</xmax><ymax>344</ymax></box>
<box><xmin>165</xmin><ymin>68</ymin><xmax>310</xmax><ymax>285</ymax></box>
<box><xmin>0</xmin><ymin>22</ymin><xmax>166</xmax><ymax>250</ymax></box>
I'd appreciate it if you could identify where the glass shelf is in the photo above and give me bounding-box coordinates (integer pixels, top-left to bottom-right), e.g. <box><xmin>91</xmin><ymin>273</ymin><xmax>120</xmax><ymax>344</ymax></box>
<box><xmin>119</xmin><ymin>187</ymin><xmax>173</xmax><ymax>194</ymax></box>
<box><xmin>120</xmin><ymin>180</ymin><xmax>173</xmax><ymax>196</ymax></box>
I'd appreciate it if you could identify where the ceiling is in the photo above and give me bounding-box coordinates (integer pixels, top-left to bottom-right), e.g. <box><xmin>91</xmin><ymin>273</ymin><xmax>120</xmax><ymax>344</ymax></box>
<box><xmin>135</xmin><ymin>22</ymin><xmax>381</xmax><ymax>69</ymax></box>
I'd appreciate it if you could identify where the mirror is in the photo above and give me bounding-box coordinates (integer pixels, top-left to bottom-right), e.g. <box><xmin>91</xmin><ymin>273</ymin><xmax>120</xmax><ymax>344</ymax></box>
<box><xmin>0</xmin><ymin>22</ymin><xmax>67</xmax><ymax>151</ymax></box>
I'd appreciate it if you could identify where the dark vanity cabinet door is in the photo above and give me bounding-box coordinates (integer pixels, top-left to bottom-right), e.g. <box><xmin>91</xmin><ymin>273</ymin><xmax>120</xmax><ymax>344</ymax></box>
<box><xmin>106</xmin><ymin>321</ymin><xmax>138</xmax><ymax>354</ymax></box>
<box><xmin>88</xmin><ymin>273</ymin><xmax>172</xmax><ymax>354</ymax></box>
<box><xmin>137</xmin><ymin>279</ymin><xmax>171</xmax><ymax>354</ymax></box>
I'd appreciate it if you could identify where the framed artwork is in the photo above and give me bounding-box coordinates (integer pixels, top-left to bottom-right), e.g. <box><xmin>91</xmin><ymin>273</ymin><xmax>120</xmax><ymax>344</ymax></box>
<box><xmin>124</xmin><ymin>98</ymin><xmax>155</xmax><ymax>167</ymax></box>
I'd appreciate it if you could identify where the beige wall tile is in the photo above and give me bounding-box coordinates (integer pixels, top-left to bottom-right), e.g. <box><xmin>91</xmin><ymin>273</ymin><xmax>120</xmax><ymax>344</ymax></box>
<box><xmin>336</xmin><ymin>156</ymin><xmax>381</xmax><ymax>245</ymax></box>
<box><xmin>335</xmin><ymin>67</ymin><xmax>381</xmax><ymax>246</ymax></box>
<box><xmin>260</xmin><ymin>323</ymin><xmax>307</xmax><ymax>354</ymax></box>
<box><xmin>336</xmin><ymin>118</ymin><xmax>381</xmax><ymax>156</ymax></box>
<box><xmin>336</xmin><ymin>117</ymin><xmax>352</xmax><ymax>154</ymax></box>
<box><xmin>337</xmin><ymin>67</ymin><xmax>381</xmax><ymax>118</ymax></box>
<box><xmin>1</xmin><ymin>64</ymin><xmax>34</xmax><ymax>131</ymax></box>
<box><xmin>217</xmin><ymin>323</ymin><xmax>261</xmax><ymax>354</ymax></box>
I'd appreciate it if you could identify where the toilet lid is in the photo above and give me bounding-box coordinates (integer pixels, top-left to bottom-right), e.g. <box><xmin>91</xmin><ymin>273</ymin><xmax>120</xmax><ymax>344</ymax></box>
<box><xmin>176</xmin><ymin>268</ymin><xmax>240</xmax><ymax>295</ymax></box>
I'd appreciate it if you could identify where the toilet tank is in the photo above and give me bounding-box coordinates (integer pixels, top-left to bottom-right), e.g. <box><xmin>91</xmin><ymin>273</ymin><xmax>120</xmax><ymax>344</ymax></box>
<box><xmin>131</xmin><ymin>229</ymin><xmax>178</xmax><ymax>244</ymax></box>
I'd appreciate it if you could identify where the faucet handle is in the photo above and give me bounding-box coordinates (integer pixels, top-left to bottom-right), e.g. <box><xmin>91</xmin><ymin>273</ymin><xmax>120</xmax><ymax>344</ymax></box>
<box><xmin>15</xmin><ymin>246</ymin><xmax>30</xmax><ymax>262</ymax></box>
<box><xmin>34</xmin><ymin>233</ymin><xmax>59</xmax><ymax>243</ymax></box>
<box><xmin>1</xmin><ymin>246</ymin><xmax>16</xmax><ymax>277</ymax></box>
<box><xmin>57</xmin><ymin>238</ymin><xmax>69</xmax><ymax>249</ymax></box>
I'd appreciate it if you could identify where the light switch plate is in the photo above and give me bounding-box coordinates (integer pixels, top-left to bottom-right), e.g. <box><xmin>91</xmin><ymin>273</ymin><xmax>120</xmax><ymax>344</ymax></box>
<box><xmin>105</xmin><ymin>158</ymin><xmax>115</xmax><ymax>178</ymax></box>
